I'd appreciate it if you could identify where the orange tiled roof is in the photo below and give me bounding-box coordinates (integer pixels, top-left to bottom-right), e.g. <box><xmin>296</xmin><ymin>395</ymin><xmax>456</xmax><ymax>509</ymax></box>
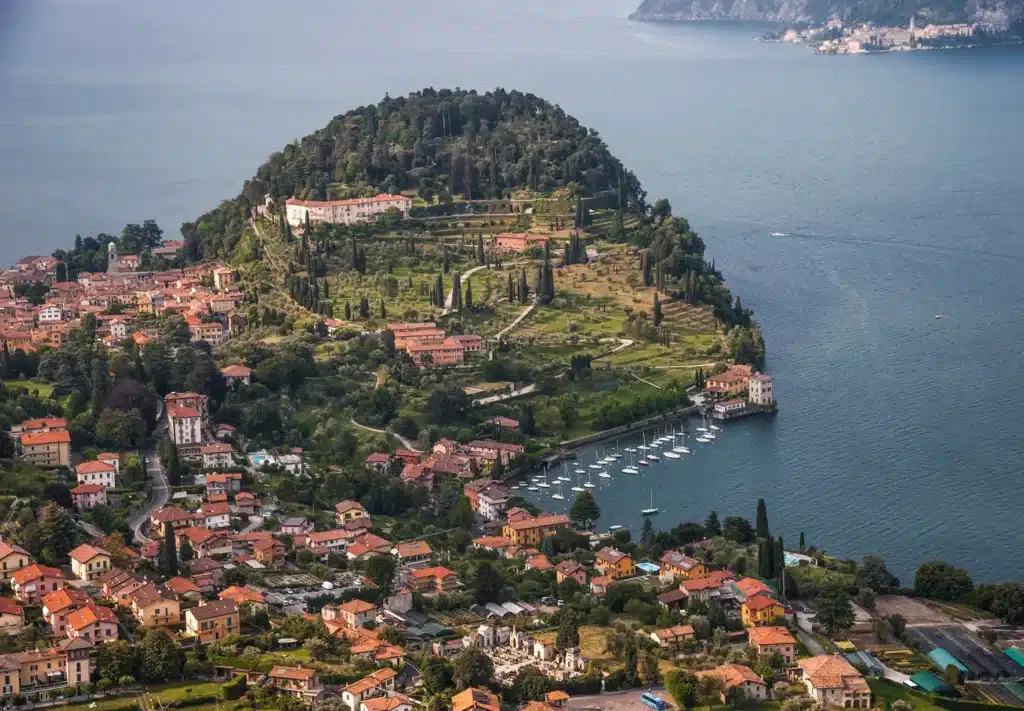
<box><xmin>747</xmin><ymin>626</ymin><xmax>796</xmax><ymax>646</ymax></box>
<box><xmin>20</xmin><ymin>430</ymin><xmax>71</xmax><ymax>446</ymax></box>
<box><xmin>12</xmin><ymin>564</ymin><xmax>64</xmax><ymax>586</ymax></box>
<box><xmin>697</xmin><ymin>663</ymin><xmax>765</xmax><ymax>689</ymax></box>
<box><xmin>797</xmin><ymin>655</ymin><xmax>870</xmax><ymax>692</ymax></box>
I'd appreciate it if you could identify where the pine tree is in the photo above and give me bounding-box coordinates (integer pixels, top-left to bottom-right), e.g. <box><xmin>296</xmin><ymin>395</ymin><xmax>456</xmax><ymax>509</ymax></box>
<box><xmin>756</xmin><ymin>498</ymin><xmax>770</xmax><ymax>538</ymax></box>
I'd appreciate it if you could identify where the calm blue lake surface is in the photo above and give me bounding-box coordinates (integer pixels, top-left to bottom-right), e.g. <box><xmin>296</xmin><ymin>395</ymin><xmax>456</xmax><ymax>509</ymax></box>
<box><xmin>2</xmin><ymin>0</ymin><xmax>1023</xmax><ymax>582</ymax></box>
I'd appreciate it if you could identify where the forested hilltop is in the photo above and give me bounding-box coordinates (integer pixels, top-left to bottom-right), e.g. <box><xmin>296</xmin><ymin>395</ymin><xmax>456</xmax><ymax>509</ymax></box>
<box><xmin>182</xmin><ymin>88</ymin><xmax>645</xmax><ymax>261</ymax></box>
<box><xmin>630</xmin><ymin>0</ymin><xmax>1024</xmax><ymax>26</ymax></box>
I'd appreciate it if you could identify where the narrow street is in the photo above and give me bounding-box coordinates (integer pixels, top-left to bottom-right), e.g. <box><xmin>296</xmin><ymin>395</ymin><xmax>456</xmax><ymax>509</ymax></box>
<box><xmin>128</xmin><ymin>398</ymin><xmax>169</xmax><ymax>544</ymax></box>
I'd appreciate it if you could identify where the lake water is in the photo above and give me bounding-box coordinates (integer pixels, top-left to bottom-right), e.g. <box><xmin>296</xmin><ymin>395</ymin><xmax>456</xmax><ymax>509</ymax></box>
<box><xmin>3</xmin><ymin>0</ymin><xmax>1024</xmax><ymax>582</ymax></box>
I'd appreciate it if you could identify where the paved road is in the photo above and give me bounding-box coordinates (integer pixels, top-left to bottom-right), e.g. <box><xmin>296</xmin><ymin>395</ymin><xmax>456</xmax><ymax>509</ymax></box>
<box><xmin>129</xmin><ymin>452</ymin><xmax>168</xmax><ymax>544</ymax></box>
<box><xmin>240</xmin><ymin>515</ymin><xmax>264</xmax><ymax>534</ymax></box>
<box><xmin>76</xmin><ymin>519</ymin><xmax>104</xmax><ymax>539</ymax></box>
<box><xmin>129</xmin><ymin>398</ymin><xmax>169</xmax><ymax>544</ymax></box>
<box><xmin>794</xmin><ymin>611</ymin><xmax>826</xmax><ymax>655</ymax></box>
<box><xmin>442</xmin><ymin>265</ymin><xmax>488</xmax><ymax>315</ymax></box>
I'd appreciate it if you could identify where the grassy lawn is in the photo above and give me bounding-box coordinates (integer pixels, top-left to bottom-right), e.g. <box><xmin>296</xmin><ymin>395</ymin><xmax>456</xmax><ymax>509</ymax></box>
<box><xmin>67</xmin><ymin>681</ymin><xmax>223</xmax><ymax>711</ymax></box>
<box><xmin>922</xmin><ymin>600</ymin><xmax>995</xmax><ymax>621</ymax></box>
<box><xmin>868</xmin><ymin>678</ymin><xmax>947</xmax><ymax>711</ymax></box>
<box><xmin>2</xmin><ymin>379</ymin><xmax>54</xmax><ymax>397</ymax></box>
<box><xmin>535</xmin><ymin>625</ymin><xmax>613</xmax><ymax>663</ymax></box>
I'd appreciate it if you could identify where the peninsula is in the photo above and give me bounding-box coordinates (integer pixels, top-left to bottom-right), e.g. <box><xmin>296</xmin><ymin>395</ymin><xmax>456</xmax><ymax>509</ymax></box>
<box><xmin>1</xmin><ymin>87</ymin><xmax>1024</xmax><ymax>711</ymax></box>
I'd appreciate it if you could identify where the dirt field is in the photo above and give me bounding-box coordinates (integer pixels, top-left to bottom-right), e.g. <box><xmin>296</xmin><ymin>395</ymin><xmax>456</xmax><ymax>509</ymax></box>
<box><xmin>874</xmin><ymin>595</ymin><xmax>955</xmax><ymax>626</ymax></box>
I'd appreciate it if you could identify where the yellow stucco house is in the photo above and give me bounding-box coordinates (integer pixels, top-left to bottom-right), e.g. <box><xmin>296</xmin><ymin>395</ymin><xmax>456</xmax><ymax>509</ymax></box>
<box><xmin>594</xmin><ymin>547</ymin><xmax>635</xmax><ymax>579</ymax></box>
<box><xmin>741</xmin><ymin>594</ymin><xmax>785</xmax><ymax>626</ymax></box>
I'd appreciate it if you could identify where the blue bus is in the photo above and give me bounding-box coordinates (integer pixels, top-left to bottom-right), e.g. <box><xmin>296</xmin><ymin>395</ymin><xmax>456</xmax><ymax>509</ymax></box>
<box><xmin>641</xmin><ymin>693</ymin><xmax>667</xmax><ymax>710</ymax></box>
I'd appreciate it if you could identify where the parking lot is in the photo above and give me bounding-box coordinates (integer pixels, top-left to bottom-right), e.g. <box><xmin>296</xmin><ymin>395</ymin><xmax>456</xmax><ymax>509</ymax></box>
<box><xmin>566</xmin><ymin>688</ymin><xmax>668</xmax><ymax>711</ymax></box>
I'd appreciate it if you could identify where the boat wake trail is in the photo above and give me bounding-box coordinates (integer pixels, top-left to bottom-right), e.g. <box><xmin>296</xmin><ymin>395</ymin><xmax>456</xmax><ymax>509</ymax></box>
<box><xmin>712</xmin><ymin>215</ymin><xmax>1024</xmax><ymax>264</ymax></box>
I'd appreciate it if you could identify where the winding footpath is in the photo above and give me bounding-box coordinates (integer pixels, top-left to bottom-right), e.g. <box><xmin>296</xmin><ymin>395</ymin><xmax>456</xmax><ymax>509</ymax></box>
<box><xmin>495</xmin><ymin>299</ymin><xmax>537</xmax><ymax>340</ymax></box>
<box><xmin>350</xmin><ymin>417</ymin><xmax>421</xmax><ymax>452</ymax></box>
<box><xmin>471</xmin><ymin>383</ymin><xmax>536</xmax><ymax>406</ymax></box>
<box><xmin>442</xmin><ymin>264</ymin><xmax>488</xmax><ymax>315</ymax></box>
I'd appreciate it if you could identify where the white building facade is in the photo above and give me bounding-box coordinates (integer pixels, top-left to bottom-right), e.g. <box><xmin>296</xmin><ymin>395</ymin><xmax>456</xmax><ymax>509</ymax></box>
<box><xmin>285</xmin><ymin>195</ymin><xmax>412</xmax><ymax>228</ymax></box>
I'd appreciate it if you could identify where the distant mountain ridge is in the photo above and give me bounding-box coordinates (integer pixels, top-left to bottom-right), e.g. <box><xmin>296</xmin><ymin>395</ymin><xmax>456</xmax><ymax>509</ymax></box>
<box><xmin>629</xmin><ymin>0</ymin><xmax>1024</xmax><ymax>26</ymax></box>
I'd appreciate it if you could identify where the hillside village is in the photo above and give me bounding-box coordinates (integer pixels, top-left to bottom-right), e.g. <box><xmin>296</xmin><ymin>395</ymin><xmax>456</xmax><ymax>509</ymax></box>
<box><xmin>1</xmin><ymin>86</ymin><xmax>1023</xmax><ymax>711</ymax></box>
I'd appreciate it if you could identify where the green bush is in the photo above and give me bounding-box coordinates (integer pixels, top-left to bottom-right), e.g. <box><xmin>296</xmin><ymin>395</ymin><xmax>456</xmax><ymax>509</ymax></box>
<box><xmin>221</xmin><ymin>674</ymin><xmax>248</xmax><ymax>702</ymax></box>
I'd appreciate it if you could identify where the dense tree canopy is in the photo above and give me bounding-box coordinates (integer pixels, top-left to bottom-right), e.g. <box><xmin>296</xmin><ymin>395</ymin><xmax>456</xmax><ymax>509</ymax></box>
<box><xmin>182</xmin><ymin>88</ymin><xmax>645</xmax><ymax>260</ymax></box>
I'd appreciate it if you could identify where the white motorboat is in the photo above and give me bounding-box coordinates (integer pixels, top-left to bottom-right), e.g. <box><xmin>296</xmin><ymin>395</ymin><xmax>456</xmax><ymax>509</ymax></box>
<box><xmin>624</xmin><ymin>447</ymin><xmax>637</xmax><ymax>453</ymax></box>
<box><xmin>663</xmin><ymin>451</ymin><xmax>681</xmax><ymax>459</ymax></box>
<box><xmin>710</xmin><ymin>425</ymin><xmax>721</xmax><ymax>431</ymax></box>
<box><xmin>574</xmin><ymin>468</ymin><xmax>587</xmax><ymax>475</ymax></box>
<box><xmin>584</xmin><ymin>471</ymin><xmax>595</xmax><ymax>489</ymax></box>
<box><xmin>647</xmin><ymin>454</ymin><xmax>660</xmax><ymax>462</ymax></box>
<box><xmin>537</xmin><ymin>471</ymin><xmax>551</xmax><ymax>488</ymax></box>
<box><xmin>705</xmin><ymin>432</ymin><xmax>716</xmax><ymax>440</ymax></box>
<box><xmin>673</xmin><ymin>445</ymin><xmax>691</xmax><ymax>454</ymax></box>
<box><xmin>695</xmin><ymin>437</ymin><xmax>710</xmax><ymax>443</ymax></box>
<box><xmin>639</xmin><ymin>460</ymin><xmax>649</xmax><ymax>467</ymax></box>
<box><xmin>551</xmin><ymin>483</ymin><xmax>565</xmax><ymax>501</ymax></box>
<box><xmin>571</xmin><ymin>485</ymin><xmax>585</xmax><ymax>493</ymax></box>
<box><xmin>697</xmin><ymin>427</ymin><xmax>708</xmax><ymax>433</ymax></box>
<box><xmin>599</xmin><ymin>469</ymin><xmax>612</xmax><ymax>479</ymax></box>
<box><xmin>527</xmin><ymin>486</ymin><xmax>539</xmax><ymax>491</ymax></box>
<box><xmin>621</xmin><ymin>466</ymin><xmax>639</xmax><ymax>474</ymax></box>
<box><xmin>641</xmin><ymin>490</ymin><xmax>659</xmax><ymax>516</ymax></box>
<box><xmin>608</xmin><ymin>525</ymin><xmax>623</xmax><ymax>532</ymax></box>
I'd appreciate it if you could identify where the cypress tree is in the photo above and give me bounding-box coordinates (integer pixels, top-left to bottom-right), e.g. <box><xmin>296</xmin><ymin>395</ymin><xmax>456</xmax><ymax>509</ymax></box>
<box><xmin>465</xmin><ymin>279</ymin><xmax>473</xmax><ymax>309</ymax></box>
<box><xmin>435</xmin><ymin>274</ymin><xmax>444</xmax><ymax>307</ymax></box>
<box><xmin>161</xmin><ymin>525</ymin><xmax>178</xmax><ymax>577</ymax></box>
<box><xmin>477</xmin><ymin>234</ymin><xmax>485</xmax><ymax>264</ymax></box>
<box><xmin>774</xmin><ymin>536</ymin><xmax>785</xmax><ymax>581</ymax></box>
<box><xmin>756</xmin><ymin>498</ymin><xmax>770</xmax><ymax>538</ymax></box>
<box><xmin>442</xmin><ymin>247</ymin><xmax>450</xmax><ymax>275</ymax></box>
<box><xmin>344</xmin><ymin>303</ymin><xmax>352</xmax><ymax>320</ymax></box>
<box><xmin>507</xmin><ymin>273</ymin><xmax>514</xmax><ymax>303</ymax></box>
<box><xmin>799</xmin><ymin>532</ymin><xmax>805</xmax><ymax>551</ymax></box>
<box><xmin>653</xmin><ymin>293</ymin><xmax>663</xmax><ymax>327</ymax></box>
<box><xmin>380</xmin><ymin>300</ymin><xmax>386</xmax><ymax>318</ymax></box>
<box><xmin>452</xmin><ymin>273</ymin><xmax>462</xmax><ymax>312</ymax></box>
